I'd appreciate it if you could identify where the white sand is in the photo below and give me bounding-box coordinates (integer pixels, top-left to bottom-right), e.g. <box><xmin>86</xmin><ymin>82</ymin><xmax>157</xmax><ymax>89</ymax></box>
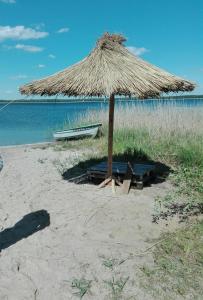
<box><xmin>0</xmin><ymin>145</ymin><xmax>176</xmax><ymax>300</ymax></box>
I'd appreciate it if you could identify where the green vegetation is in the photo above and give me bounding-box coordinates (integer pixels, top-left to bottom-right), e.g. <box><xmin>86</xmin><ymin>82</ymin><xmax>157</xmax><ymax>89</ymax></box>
<box><xmin>101</xmin><ymin>255</ymin><xmax>127</xmax><ymax>270</ymax></box>
<box><xmin>140</xmin><ymin>221</ymin><xmax>203</xmax><ymax>299</ymax></box>
<box><xmin>71</xmin><ymin>278</ymin><xmax>92</xmax><ymax>299</ymax></box>
<box><xmin>102</xmin><ymin>257</ymin><xmax>118</xmax><ymax>270</ymax></box>
<box><xmin>104</xmin><ymin>276</ymin><xmax>129</xmax><ymax>300</ymax></box>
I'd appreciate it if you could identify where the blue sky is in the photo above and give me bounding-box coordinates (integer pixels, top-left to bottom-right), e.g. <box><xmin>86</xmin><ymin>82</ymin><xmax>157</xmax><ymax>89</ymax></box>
<box><xmin>0</xmin><ymin>0</ymin><xmax>202</xmax><ymax>99</ymax></box>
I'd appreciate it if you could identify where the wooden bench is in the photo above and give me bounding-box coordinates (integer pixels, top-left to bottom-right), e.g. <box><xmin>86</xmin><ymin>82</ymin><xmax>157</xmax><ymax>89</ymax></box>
<box><xmin>87</xmin><ymin>161</ymin><xmax>156</xmax><ymax>190</ymax></box>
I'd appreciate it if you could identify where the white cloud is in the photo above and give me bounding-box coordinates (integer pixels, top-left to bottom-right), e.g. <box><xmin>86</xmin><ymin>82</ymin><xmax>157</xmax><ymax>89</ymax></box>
<box><xmin>37</xmin><ymin>64</ymin><xmax>45</xmax><ymax>68</ymax></box>
<box><xmin>57</xmin><ymin>27</ymin><xmax>69</xmax><ymax>33</ymax></box>
<box><xmin>10</xmin><ymin>74</ymin><xmax>28</xmax><ymax>80</ymax></box>
<box><xmin>48</xmin><ymin>54</ymin><xmax>56</xmax><ymax>59</ymax></box>
<box><xmin>0</xmin><ymin>25</ymin><xmax>48</xmax><ymax>42</ymax></box>
<box><xmin>0</xmin><ymin>0</ymin><xmax>16</xmax><ymax>3</ymax></box>
<box><xmin>15</xmin><ymin>44</ymin><xmax>44</xmax><ymax>52</ymax></box>
<box><xmin>32</xmin><ymin>23</ymin><xmax>45</xmax><ymax>31</ymax></box>
<box><xmin>127</xmin><ymin>46</ymin><xmax>149</xmax><ymax>56</ymax></box>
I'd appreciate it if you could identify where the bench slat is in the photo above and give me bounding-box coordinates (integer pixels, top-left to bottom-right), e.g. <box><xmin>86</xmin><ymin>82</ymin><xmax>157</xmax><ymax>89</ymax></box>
<box><xmin>89</xmin><ymin>162</ymin><xmax>155</xmax><ymax>177</ymax></box>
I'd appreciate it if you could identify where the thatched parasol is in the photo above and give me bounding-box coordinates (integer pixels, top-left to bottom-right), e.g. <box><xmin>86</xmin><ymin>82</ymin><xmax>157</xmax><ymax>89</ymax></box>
<box><xmin>20</xmin><ymin>32</ymin><xmax>195</xmax><ymax>181</ymax></box>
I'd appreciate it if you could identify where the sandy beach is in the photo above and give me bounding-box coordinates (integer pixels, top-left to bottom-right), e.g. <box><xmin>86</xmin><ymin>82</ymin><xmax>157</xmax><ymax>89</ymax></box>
<box><xmin>0</xmin><ymin>144</ymin><xmax>179</xmax><ymax>300</ymax></box>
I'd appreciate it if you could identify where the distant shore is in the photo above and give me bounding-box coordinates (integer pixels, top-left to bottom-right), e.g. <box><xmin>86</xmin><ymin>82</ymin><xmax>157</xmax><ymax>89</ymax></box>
<box><xmin>0</xmin><ymin>95</ymin><xmax>203</xmax><ymax>104</ymax></box>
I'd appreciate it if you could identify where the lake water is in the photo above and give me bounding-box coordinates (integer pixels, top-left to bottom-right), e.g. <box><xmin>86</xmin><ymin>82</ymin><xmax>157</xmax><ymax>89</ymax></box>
<box><xmin>0</xmin><ymin>99</ymin><xmax>203</xmax><ymax>146</ymax></box>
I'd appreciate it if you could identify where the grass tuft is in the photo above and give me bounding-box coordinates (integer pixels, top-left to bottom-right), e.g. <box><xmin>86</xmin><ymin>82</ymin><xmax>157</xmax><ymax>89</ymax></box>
<box><xmin>71</xmin><ymin>278</ymin><xmax>92</xmax><ymax>299</ymax></box>
<box><xmin>140</xmin><ymin>221</ymin><xmax>203</xmax><ymax>299</ymax></box>
<box><xmin>104</xmin><ymin>276</ymin><xmax>129</xmax><ymax>300</ymax></box>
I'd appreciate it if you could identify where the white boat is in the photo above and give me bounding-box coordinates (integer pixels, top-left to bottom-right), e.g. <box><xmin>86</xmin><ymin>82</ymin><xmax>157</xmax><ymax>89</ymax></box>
<box><xmin>53</xmin><ymin>123</ymin><xmax>102</xmax><ymax>141</ymax></box>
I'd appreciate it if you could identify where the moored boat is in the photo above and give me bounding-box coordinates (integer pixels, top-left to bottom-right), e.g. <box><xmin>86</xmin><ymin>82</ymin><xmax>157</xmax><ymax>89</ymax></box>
<box><xmin>53</xmin><ymin>123</ymin><xmax>102</xmax><ymax>141</ymax></box>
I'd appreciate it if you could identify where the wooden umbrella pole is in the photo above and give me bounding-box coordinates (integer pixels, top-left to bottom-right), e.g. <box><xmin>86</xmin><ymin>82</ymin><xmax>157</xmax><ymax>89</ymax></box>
<box><xmin>107</xmin><ymin>94</ymin><xmax>115</xmax><ymax>178</ymax></box>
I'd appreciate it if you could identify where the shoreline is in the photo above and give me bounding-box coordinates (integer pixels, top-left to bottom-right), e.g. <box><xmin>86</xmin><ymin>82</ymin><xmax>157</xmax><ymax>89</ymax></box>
<box><xmin>0</xmin><ymin>141</ymin><xmax>55</xmax><ymax>149</ymax></box>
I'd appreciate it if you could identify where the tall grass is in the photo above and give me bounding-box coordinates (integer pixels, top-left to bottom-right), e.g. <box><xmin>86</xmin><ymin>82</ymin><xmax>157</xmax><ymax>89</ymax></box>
<box><xmin>60</xmin><ymin>104</ymin><xmax>203</xmax><ymax>202</ymax></box>
<box><xmin>77</xmin><ymin>104</ymin><xmax>203</xmax><ymax>164</ymax></box>
<box><xmin>83</xmin><ymin>104</ymin><xmax>203</xmax><ymax>134</ymax></box>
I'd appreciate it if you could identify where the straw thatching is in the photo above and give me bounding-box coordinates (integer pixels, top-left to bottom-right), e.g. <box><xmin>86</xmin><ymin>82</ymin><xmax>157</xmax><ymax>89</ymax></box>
<box><xmin>20</xmin><ymin>32</ymin><xmax>195</xmax><ymax>98</ymax></box>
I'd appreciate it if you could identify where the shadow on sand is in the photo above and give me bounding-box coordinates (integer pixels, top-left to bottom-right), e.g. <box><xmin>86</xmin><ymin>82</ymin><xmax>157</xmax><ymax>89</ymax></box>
<box><xmin>62</xmin><ymin>148</ymin><xmax>171</xmax><ymax>186</ymax></box>
<box><xmin>0</xmin><ymin>210</ymin><xmax>50</xmax><ymax>251</ymax></box>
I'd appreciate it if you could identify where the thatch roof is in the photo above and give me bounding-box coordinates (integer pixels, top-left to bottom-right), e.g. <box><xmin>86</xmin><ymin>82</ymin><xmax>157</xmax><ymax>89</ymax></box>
<box><xmin>20</xmin><ymin>33</ymin><xmax>195</xmax><ymax>98</ymax></box>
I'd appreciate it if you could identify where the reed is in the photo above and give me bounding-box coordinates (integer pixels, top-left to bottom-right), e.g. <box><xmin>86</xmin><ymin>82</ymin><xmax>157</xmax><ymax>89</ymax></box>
<box><xmin>81</xmin><ymin>104</ymin><xmax>203</xmax><ymax>136</ymax></box>
<box><xmin>69</xmin><ymin>104</ymin><xmax>203</xmax><ymax>201</ymax></box>
<box><xmin>58</xmin><ymin>104</ymin><xmax>203</xmax><ymax>202</ymax></box>
<box><xmin>73</xmin><ymin>105</ymin><xmax>202</xmax><ymax>162</ymax></box>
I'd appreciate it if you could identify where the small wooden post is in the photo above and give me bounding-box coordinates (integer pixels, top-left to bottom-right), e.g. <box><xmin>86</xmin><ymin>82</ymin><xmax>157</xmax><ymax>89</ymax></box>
<box><xmin>107</xmin><ymin>94</ymin><xmax>115</xmax><ymax>178</ymax></box>
<box><xmin>121</xmin><ymin>162</ymin><xmax>133</xmax><ymax>194</ymax></box>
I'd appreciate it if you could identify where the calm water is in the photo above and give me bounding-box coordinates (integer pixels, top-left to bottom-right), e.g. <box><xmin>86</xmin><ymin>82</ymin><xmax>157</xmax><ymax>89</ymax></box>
<box><xmin>0</xmin><ymin>99</ymin><xmax>203</xmax><ymax>146</ymax></box>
